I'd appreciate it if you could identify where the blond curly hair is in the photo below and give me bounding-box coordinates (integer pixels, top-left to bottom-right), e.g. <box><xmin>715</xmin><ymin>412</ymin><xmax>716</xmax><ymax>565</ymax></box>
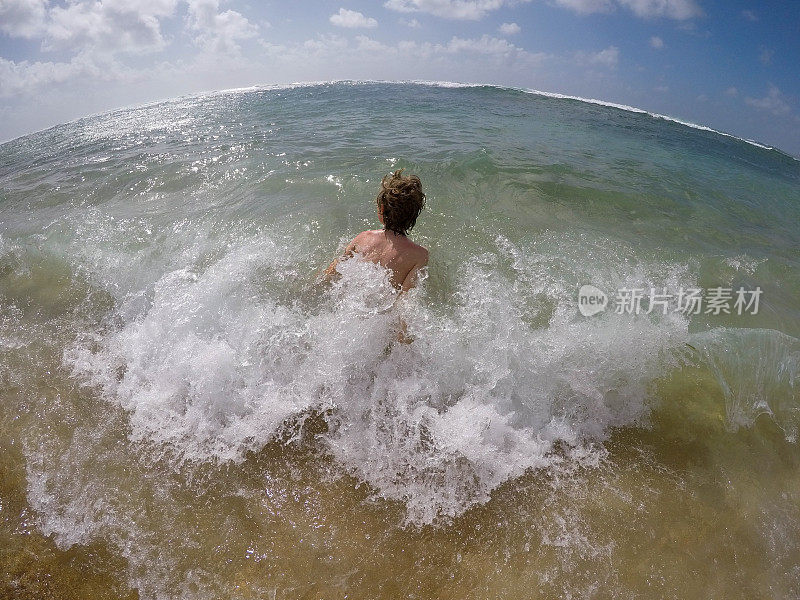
<box><xmin>375</xmin><ymin>169</ymin><xmax>426</xmax><ymax>235</ymax></box>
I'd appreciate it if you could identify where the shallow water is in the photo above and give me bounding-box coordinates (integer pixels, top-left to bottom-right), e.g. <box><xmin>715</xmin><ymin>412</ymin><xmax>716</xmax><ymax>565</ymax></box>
<box><xmin>1</xmin><ymin>82</ymin><xmax>799</xmax><ymax>599</ymax></box>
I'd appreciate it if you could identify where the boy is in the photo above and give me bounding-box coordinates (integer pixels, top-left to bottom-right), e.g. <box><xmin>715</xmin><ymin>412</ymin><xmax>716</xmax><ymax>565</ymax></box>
<box><xmin>325</xmin><ymin>169</ymin><xmax>428</xmax><ymax>293</ymax></box>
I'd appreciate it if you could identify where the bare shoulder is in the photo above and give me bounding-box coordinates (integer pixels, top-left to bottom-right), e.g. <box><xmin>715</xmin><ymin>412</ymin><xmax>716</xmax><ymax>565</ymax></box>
<box><xmin>408</xmin><ymin>239</ymin><xmax>429</xmax><ymax>263</ymax></box>
<box><xmin>350</xmin><ymin>230</ymin><xmax>376</xmax><ymax>248</ymax></box>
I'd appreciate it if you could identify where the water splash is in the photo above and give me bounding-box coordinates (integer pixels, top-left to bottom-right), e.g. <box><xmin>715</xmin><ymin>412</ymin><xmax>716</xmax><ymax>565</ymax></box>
<box><xmin>691</xmin><ymin>328</ymin><xmax>800</xmax><ymax>441</ymax></box>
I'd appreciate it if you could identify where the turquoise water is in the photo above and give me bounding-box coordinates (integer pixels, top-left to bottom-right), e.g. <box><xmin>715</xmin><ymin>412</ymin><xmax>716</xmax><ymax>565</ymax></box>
<box><xmin>1</xmin><ymin>82</ymin><xmax>799</xmax><ymax>598</ymax></box>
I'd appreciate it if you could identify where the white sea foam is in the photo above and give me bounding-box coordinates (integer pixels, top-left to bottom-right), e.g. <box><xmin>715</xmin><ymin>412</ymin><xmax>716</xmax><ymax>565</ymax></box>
<box><xmin>64</xmin><ymin>227</ymin><xmax>694</xmax><ymax>524</ymax></box>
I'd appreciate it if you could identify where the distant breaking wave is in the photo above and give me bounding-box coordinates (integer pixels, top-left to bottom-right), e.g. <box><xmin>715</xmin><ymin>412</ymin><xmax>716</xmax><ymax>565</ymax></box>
<box><xmin>411</xmin><ymin>80</ymin><xmax>779</xmax><ymax>153</ymax></box>
<box><xmin>205</xmin><ymin>79</ymin><xmax>783</xmax><ymax>156</ymax></box>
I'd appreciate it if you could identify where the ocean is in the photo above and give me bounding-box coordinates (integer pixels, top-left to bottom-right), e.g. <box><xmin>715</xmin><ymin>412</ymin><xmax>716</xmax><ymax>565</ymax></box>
<box><xmin>1</xmin><ymin>81</ymin><xmax>799</xmax><ymax>599</ymax></box>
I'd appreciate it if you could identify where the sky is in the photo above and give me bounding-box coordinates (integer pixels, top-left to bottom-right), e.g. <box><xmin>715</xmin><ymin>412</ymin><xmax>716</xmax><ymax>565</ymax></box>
<box><xmin>1</xmin><ymin>0</ymin><xmax>798</xmax><ymax>156</ymax></box>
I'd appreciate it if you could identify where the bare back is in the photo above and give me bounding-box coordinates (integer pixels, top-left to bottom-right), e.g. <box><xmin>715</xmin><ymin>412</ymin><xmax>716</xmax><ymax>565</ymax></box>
<box><xmin>327</xmin><ymin>229</ymin><xmax>429</xmax><ymax>292</ymax></box>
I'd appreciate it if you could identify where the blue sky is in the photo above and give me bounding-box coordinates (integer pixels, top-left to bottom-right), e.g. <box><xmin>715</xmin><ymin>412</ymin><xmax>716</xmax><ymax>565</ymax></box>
<box><xmin>1</xmin><ymin>0</ymin><xmax>798</xmax><ymax>155</ymax></box>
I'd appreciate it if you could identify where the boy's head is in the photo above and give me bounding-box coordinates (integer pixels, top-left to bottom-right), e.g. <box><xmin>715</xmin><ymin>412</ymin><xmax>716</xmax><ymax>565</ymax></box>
<box><xmin>376</xmin><ymin>169</ymin><xmax>425</xmax><ymax>236</ymax></box>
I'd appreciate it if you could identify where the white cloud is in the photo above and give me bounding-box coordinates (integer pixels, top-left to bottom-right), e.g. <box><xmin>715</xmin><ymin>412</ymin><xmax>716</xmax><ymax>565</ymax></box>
<box><xmin>43</xmin><ymin>0</ymin><xmax>179</xmax><ymax>54</ymax></box>
<box><xmin>383</xmin><ymin>0</ymin><xmax>524</xmax><ymax>21</ymax></box>
<box><xmin>618</xmin><ymin>0</ymin><xmax>701</xmax><ymax>19</ymax></box>
<box><xmin>0</xmin><ymin>0</ymin><xmax>266</xmax><ymax>99</ymax></box>
<box><xmin>0</xmin><ymin>0</ymin><xmax>47</xmax><ymax>38</ymax></box>
<box><xmin>400</xmin><ymin>17</ymin><xmax>421</xmax><ymax>27</ymax></box>
<box><xmin>649</xmin><ymin>35</ymin><xmax>663</xmax><ymax>48</ymax></box>
<box><xmin>498</xmin><ymin>22</ymin><xmax>521</xmax><ymax>35</ymax></box>
<box><xmin>2</xmin><ymin>0</ymin><xmax>259</xmax><ymax>56</ymax></box>
<box><xmin>299</xmin><ymin>34</ymin><xmax>349</xmax><ymax>56</ymax></box>
<box><xmin>576</xmin><ymin>45</ymin><xmax>619</xmax><ymax>68</ymax></box>
<box><xmin>741</xmin><ymin>9</ymin><xmax>757</xmax><ymax>21</ymax></box>
<box><xmin>263</xmin><ymin>32</ymin><xmax>546</xmax><ymax>69</ymax></box>
<box><xmin>0</xmin><ymin>52</ymin><xmax>124</xmax><ymax>97</ymax></box>
<box><xmin>1</xmin><ymin>0</ymin><xmax>264</xmax><ymax>56</ymax></box>
<box><xmin>443</xmin><ymin>34</ymin><xmax>531</xmax><ymax>59</ymax></box>
<box><xmin>353</xmin><ymin>35</ymin><xmax>388</xmax><ymax>52</ymax></box>
<box><xmin>330</xmin><ymin>8</ymin><xmax>378</xmax><ymax>28</ymax></box>
<box><xmin>553</xmin><ymin>0</ymin><xmax>701</xmax><ymax>19</ymax></box>
<box><xmin>380</xmin><ymin>33</ymin><xmax>539</xmax><ymax>62</ymax></box>
<box><xmin>745</xmin><ymin>85</ymin><xmax>792</xmax><ymax>116</ymax></box>
<box><xmin>759</xmin><ymin>47</ymin><xmax>773</xmax><ymax>66</ymax></box>
<box><xmin>186</xmin><ymin>0</ymin><xmax>258</xmax><ymax>54</ymax></box>
<box><xmin>552</xmin><ymin>0</ymin><xmax>613</xmax><ymax>15</ymax></box>
<box><xmin>0</xmin><ymin>0</ymin><xmax>190</xmax><ymax>96</ymax></box>
<box><xmin>724</xmin><ymin>86</ymin><xmax>738</xmax><ymax>97</ymax></box>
